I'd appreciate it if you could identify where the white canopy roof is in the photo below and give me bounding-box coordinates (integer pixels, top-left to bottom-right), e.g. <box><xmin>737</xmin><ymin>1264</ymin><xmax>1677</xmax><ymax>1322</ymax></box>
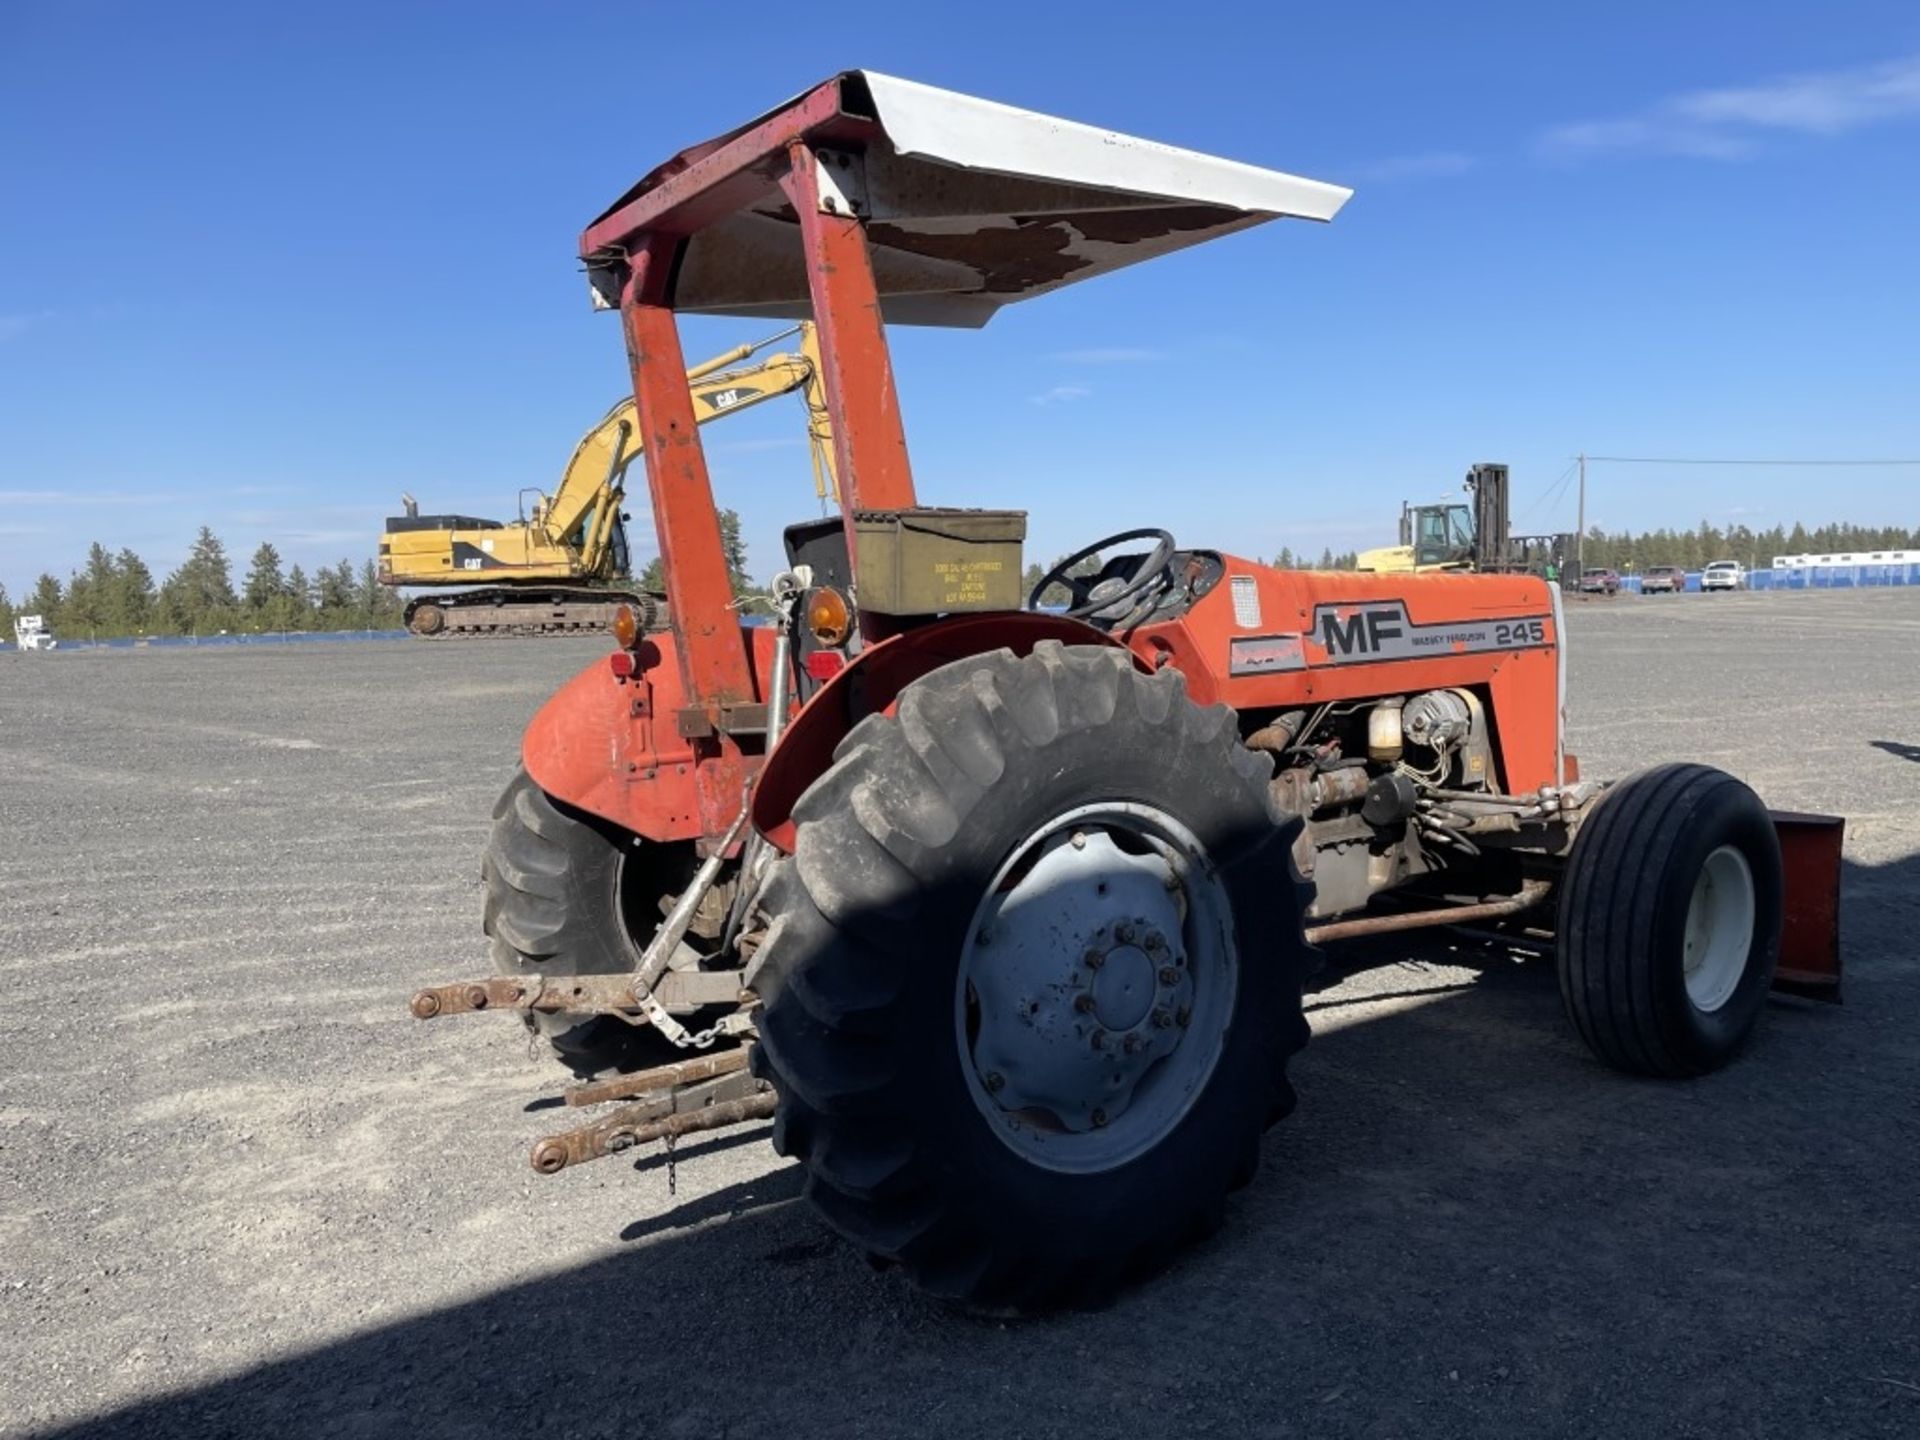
<box><xmin>589</xmin><ymin>70</ymin><xmax>1352</xmax><ymax>327</ymax></box>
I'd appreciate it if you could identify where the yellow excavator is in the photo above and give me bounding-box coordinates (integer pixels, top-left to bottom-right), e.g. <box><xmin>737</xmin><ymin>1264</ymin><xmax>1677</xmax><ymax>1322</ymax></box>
<box><xmin>379</xmin><ymin>323</ymin><xmax>835</xmax><ymax>637</ymax></box>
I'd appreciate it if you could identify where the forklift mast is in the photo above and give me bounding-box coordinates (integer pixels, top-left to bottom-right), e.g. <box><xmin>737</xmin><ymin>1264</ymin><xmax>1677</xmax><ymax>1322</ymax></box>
<box><xmin>1467</xmin><ymin>462</ymin><xmax>1510</xmax><ymax>570</ymax></box>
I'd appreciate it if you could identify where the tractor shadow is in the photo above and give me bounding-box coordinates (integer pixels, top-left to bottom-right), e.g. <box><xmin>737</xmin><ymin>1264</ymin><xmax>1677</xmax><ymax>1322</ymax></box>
<box><xmin>38</xmin><ymin>852</ymin><xmax>1919</xmax><ymax>1440</ymax></box>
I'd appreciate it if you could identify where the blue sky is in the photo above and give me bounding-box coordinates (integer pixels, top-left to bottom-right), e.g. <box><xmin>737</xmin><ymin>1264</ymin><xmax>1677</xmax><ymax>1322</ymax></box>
<box><xmin>3</xmin><ymin>2</ymin><xmax>1918</xmax><ymax>595</ymax></box>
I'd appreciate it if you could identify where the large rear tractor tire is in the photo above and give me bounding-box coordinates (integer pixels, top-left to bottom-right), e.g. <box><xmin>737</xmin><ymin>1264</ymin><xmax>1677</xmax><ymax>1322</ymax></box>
<box><xmin>1557</xmin><ymin>762</ymin><xmax>1783</xmax><ymax>1077</ymax></box>
<box><xmin>748</xmin><ymin>641</ymin><xmax>1313</xmax><ymax>1307</ymax></box>
<box><xmin>482</xmin><ymin>770</ymin><xmax>694</xmax><ymax>1078</ymax></box>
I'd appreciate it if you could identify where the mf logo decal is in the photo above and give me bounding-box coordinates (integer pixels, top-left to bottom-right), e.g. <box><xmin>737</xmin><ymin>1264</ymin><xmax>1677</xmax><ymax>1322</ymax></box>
<box><xmin>1319</xmin><ymin>605</ymin><xmax>1404</xmax><ymax>657</ymax></box>
<box><xmin>1310</xmin><ymin>601</ymin><xmax>1552</xmax><ymax>664</ymax></box>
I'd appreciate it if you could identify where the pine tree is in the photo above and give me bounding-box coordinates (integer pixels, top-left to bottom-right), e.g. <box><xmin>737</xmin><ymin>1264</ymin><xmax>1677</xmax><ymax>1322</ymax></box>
<box><xmin>26</xmin><ymin>574</ymin><xmax>64</xmax><ymax>628</ymax></box>
<box><xmin>66</xmin><ymin>543</ymin><xmax>118</xmax><ymax>636</ymax></box>
<box><xmin>166</xmin><ymin>527</ymin><xmax>239</xmax><ymax>631</ymax></box>
<box><xmin>719</xmin><ymin>508</ymin><xmax>751</xmax><ymax>597</ymax></box>
<box><xmin>244</xmin><ymin>542</ymin><xmax>287</xmax><ymax>616</ymax></box>
<box><xmin>1274</xmin><ymin>547</ymin><xmax>1295</xmax><ymax>569</ymax></box>
<box><xmin>358</xmin><ymin>560</ymin><xmax>402</xmax><ymax>628</ymax></box>
<box><xmin>315</xmin><ymin>560</ymin><xmax>357</xmax><ymax>623</ymax></box>
<box><xmin>0</xmin><ymin>582</ymin><xmax>12</xmax><ymax>636</ymax></box>
<box><xmin>110</xmin><ymin>549</ymin><xmax>156</xmax><ymax>635</ymax></box>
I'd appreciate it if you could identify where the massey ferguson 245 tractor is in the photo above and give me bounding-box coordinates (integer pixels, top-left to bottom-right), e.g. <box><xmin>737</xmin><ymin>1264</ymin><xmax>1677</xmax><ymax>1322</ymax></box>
<box><xmin>413</xmin><ymin>72</ymin><xmax>1844</xmax><ymax>1306</ymax></box>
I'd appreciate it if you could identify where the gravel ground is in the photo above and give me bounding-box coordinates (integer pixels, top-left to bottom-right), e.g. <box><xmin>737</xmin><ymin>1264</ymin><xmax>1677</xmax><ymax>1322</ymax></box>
<box><xmin>3</xmin><ymin>588</ymin><xmax>1918</xmax><ymax>1439</ymax></box>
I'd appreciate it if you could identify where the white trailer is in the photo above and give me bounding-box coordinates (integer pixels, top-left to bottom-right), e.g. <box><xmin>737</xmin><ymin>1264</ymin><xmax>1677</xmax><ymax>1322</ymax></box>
<box><xmin>12</xmin><ymin>615</ymin><xmax>58</xmax><ymax>651</ymax></box>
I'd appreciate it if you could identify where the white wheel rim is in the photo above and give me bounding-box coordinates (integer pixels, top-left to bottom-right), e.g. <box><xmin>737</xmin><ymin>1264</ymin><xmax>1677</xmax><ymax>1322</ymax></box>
<box><xmin>1682</xmin><ymin>844</ymin><xmax>1756</xmax><ymax>1012</ymax></box>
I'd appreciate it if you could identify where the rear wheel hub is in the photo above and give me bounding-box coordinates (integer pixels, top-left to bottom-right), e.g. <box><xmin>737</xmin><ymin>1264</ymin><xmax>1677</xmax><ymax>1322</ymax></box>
<box><xmin>957</xmin><ymin>803</ymin><xmax>1236</xmax><ymax>1175</ymax></box>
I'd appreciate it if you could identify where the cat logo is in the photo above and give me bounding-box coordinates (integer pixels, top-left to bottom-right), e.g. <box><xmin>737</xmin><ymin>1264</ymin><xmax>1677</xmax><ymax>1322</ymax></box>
<box><xmin>701</xmin><ymin>384</ymin><xmax>764</xmax><ymax>414</ymax></box>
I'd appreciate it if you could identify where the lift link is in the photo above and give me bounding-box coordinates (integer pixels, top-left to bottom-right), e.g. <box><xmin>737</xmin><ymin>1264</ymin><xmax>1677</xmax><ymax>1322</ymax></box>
<box><xmin>407</xmin><ymin>971</ymin><xmax>752</xmax><ymax>1021</ymax></box>
<box><xmin>530</xmin><ymin>1065</ymin><xmax>775</xmax><ymax>1174</ymax></box>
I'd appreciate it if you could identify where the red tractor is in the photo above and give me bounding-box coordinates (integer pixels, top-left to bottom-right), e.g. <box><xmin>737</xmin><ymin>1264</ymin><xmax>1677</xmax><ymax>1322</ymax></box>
<box><xmin>415</xmin><ymin>71</ymin><xmax>1844</xmax><ymax>1307</ymax></box>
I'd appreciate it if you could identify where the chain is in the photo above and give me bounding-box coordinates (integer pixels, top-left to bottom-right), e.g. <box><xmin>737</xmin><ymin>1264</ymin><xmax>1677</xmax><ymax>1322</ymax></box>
<box><xmin>617</xmin><ymin>990</ymin><xmax>752</xmax><ymax>1050</ymax></box>
<box><xmin>671</xmin><ymin>1017</ymin><xmax>734</xmax><ymax>1050</ymax></box>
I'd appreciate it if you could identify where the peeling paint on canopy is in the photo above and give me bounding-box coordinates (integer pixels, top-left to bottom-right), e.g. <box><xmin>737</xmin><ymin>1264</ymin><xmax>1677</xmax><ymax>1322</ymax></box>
<box><xmin>581</xmin><ymin>70</ymin><xmax>1352</xmax><ymax>328</ymax></box>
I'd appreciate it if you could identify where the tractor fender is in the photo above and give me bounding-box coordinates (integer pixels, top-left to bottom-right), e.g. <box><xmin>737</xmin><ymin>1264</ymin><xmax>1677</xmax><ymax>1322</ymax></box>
<box><xmin>752</xmin><ymin>612</ymin><xmax>1127</xmax><ymax>852</ymax></box>
<box><xmin>522</xmin><ymin>626</ymin><xmax>781</xmax><ymax>845</ymax></box>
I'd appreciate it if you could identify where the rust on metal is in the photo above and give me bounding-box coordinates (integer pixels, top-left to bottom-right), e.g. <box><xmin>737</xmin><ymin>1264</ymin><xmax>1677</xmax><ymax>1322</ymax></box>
<box><xmin>778</xmin><ymin>141</ymin><xmax>918</xmax><ymax>526</ymax></box>
<box><xmin>1303</xmin><ymin>880</ymin><xmax>1553</xmax><ymax>945</ymax></box>
<box><xmin>531</xmin><ymin>1088</ymin><xmax>777</xmax><ymax>1175</ymax></box>
<box><xmin>579</xmin><ymin>79</ymin><xmax>867</xmax><ymax>258</ymax></box>
<box><xmin>1769</xmin><ymin>810</ymin><xmax>1845</xmax><ymax>1002</ymax></box>
<box><xmin>408</xmin><ymin>970</ymin><xmax>750</xmax><ymax>1021</ymax></box>
<box><xmin>409</xmin><ymin>973</ymin><xmax>638</xmax><ymax>1020</ymax></box>
<box><xmin>621</xmin><ymin>236</ymin><xmax>754</xmax><ymax>698</ymax></box>
<box><xmin>565</xmin><ymin>1047</ymin><xmax>750</xmax><ymax>1108</ymax></box>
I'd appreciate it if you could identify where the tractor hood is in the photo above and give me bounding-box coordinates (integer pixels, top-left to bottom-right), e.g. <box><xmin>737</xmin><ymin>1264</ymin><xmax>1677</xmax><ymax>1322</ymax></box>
<box><xmin>580</xmin><ymin>70</ymin><xmax>1351</xmax><ymax>327</ymax></box>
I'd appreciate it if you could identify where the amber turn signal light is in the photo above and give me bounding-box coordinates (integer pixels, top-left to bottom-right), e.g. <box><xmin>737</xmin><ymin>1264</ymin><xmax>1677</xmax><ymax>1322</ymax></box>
<box><xmin>806</xmin><ymin>587</ymin><xmax>852</xmax><ymax>646</ymax></box>
<box><xmin>610</xmin><ymin>603</ymin><xmax>640</xmax><ymax>650</ymax></box>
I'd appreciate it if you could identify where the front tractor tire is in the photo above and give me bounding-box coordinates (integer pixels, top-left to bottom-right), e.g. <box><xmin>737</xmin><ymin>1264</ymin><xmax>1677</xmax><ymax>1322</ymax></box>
<box><xmin>482</xmin><ymin>770</ymin><xmax>689</xmax><ymax>1077</ymax></box>
<box><xmin>748</xmin><ymin>642</ymin><xmax>1313</xmax><ymax>1307</ymax></box>
<box><xmin>1557</xmin><ymin>763</ymin><xmax>1784</xmax><ymax>1077</ymax></box>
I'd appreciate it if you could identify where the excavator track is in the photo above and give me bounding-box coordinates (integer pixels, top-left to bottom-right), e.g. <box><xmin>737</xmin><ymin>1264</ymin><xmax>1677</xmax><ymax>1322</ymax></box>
<box><xmin>404</xmin><ymin>588</ymin><xmax>662</xmax><ymax>639</ymax></box>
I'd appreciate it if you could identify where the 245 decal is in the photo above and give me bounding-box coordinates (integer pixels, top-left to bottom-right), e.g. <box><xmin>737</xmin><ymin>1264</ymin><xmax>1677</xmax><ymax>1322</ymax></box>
<box><xmin>1494</xmin><ymin>619</ymin><xmax>1547</xmax><ymax>646</ymax></box>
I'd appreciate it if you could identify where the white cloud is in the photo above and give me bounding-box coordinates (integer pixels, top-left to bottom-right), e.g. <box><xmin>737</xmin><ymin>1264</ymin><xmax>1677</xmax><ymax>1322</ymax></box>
<box><xmin>1046</xmin><ymin>347</ymin><xmax>1164</xmax><ymax>364</ymax></box>
<box><xmin>1030</xmin><ymin>384</ymin><xmax>1093</xmax><ymax>407</ymax></box>
<box><xmin>1350</xmin><ymin>151</ymin><xmax>1477</xmax><ymax>182</ymax></box>
<box><xmin>1540</xmin><ymin>52</ymin><xmax>1920</xmax><ymax>161</ymax></box>
<box><xmin>1678</xmin><ymin>55</ymin><xmax>1920</xmax><ymax>133</ymax></box>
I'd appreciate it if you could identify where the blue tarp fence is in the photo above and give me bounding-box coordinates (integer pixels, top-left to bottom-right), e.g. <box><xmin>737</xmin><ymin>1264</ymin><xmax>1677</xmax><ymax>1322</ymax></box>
<box><xmin>5</xmin><ymin>629</ymin><xmax>412</xmax><ymax>652</ymax></box>
<box><xmin>1617</xmin><ymin>566</ymin><xmax>1920</xmax><ymax>594</ymax></box>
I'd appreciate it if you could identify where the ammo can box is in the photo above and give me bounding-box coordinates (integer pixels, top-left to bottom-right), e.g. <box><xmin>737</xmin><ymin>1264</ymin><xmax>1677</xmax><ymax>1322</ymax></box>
<box><xmin>852</xmin><ymin>508</ymin><xmax>1028</xmax><ymax>615</ymax></box>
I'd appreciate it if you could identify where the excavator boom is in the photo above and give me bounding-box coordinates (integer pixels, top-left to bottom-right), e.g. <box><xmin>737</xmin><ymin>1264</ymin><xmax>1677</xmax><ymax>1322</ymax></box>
<box><xmin>380</xmin><ymin>324</ymin><xmax>836</xmax><ymax>637</ymax></box>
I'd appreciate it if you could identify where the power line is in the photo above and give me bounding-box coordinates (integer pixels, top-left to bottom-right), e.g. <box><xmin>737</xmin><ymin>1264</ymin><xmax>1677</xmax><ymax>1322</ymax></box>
<box><xmin>1582</xmin><ymin>455</ymin><xmax>1920</xmax><ymax>466</ymax></box>
<box><xmin>1516</xmin><ymin>459</ymin><xmax>1579</xmax><ymax>527</ymax></box>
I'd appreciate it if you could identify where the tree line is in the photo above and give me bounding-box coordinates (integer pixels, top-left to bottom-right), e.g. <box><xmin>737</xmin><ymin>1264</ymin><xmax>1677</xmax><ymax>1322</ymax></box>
<box><xmin>0</xmin><ymin>527</ymin><xmax>405</xmax><ymax>640</ymax></box>
<box><xmin>1570</xmin><ymin>520</ymin><xmax>1919</xmax><ymax>574</ymax></box>
<box><xmin>11</xmin><ymin>515</ymin><xmax>1907</xmax><ymax>641</ymax></box>
<box><xmin>1023</xmin><ymin>519</ymin><xmax>1917</xmax><ymax>597</ymax></box>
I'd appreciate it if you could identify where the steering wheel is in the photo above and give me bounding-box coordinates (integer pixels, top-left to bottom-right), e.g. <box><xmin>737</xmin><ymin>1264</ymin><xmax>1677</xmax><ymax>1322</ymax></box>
<box><xmin>1025</xmin><ymin>528</ymin><xmax>1177</xmax><ymax>621</ymax></box>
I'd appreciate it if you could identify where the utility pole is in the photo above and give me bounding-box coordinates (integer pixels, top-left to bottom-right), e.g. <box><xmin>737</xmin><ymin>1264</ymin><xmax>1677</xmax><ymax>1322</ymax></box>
<box><xmin>1575</xmin><ymin>452</ymin><xmax>1587</xmax><ymax>577</ymax></box>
